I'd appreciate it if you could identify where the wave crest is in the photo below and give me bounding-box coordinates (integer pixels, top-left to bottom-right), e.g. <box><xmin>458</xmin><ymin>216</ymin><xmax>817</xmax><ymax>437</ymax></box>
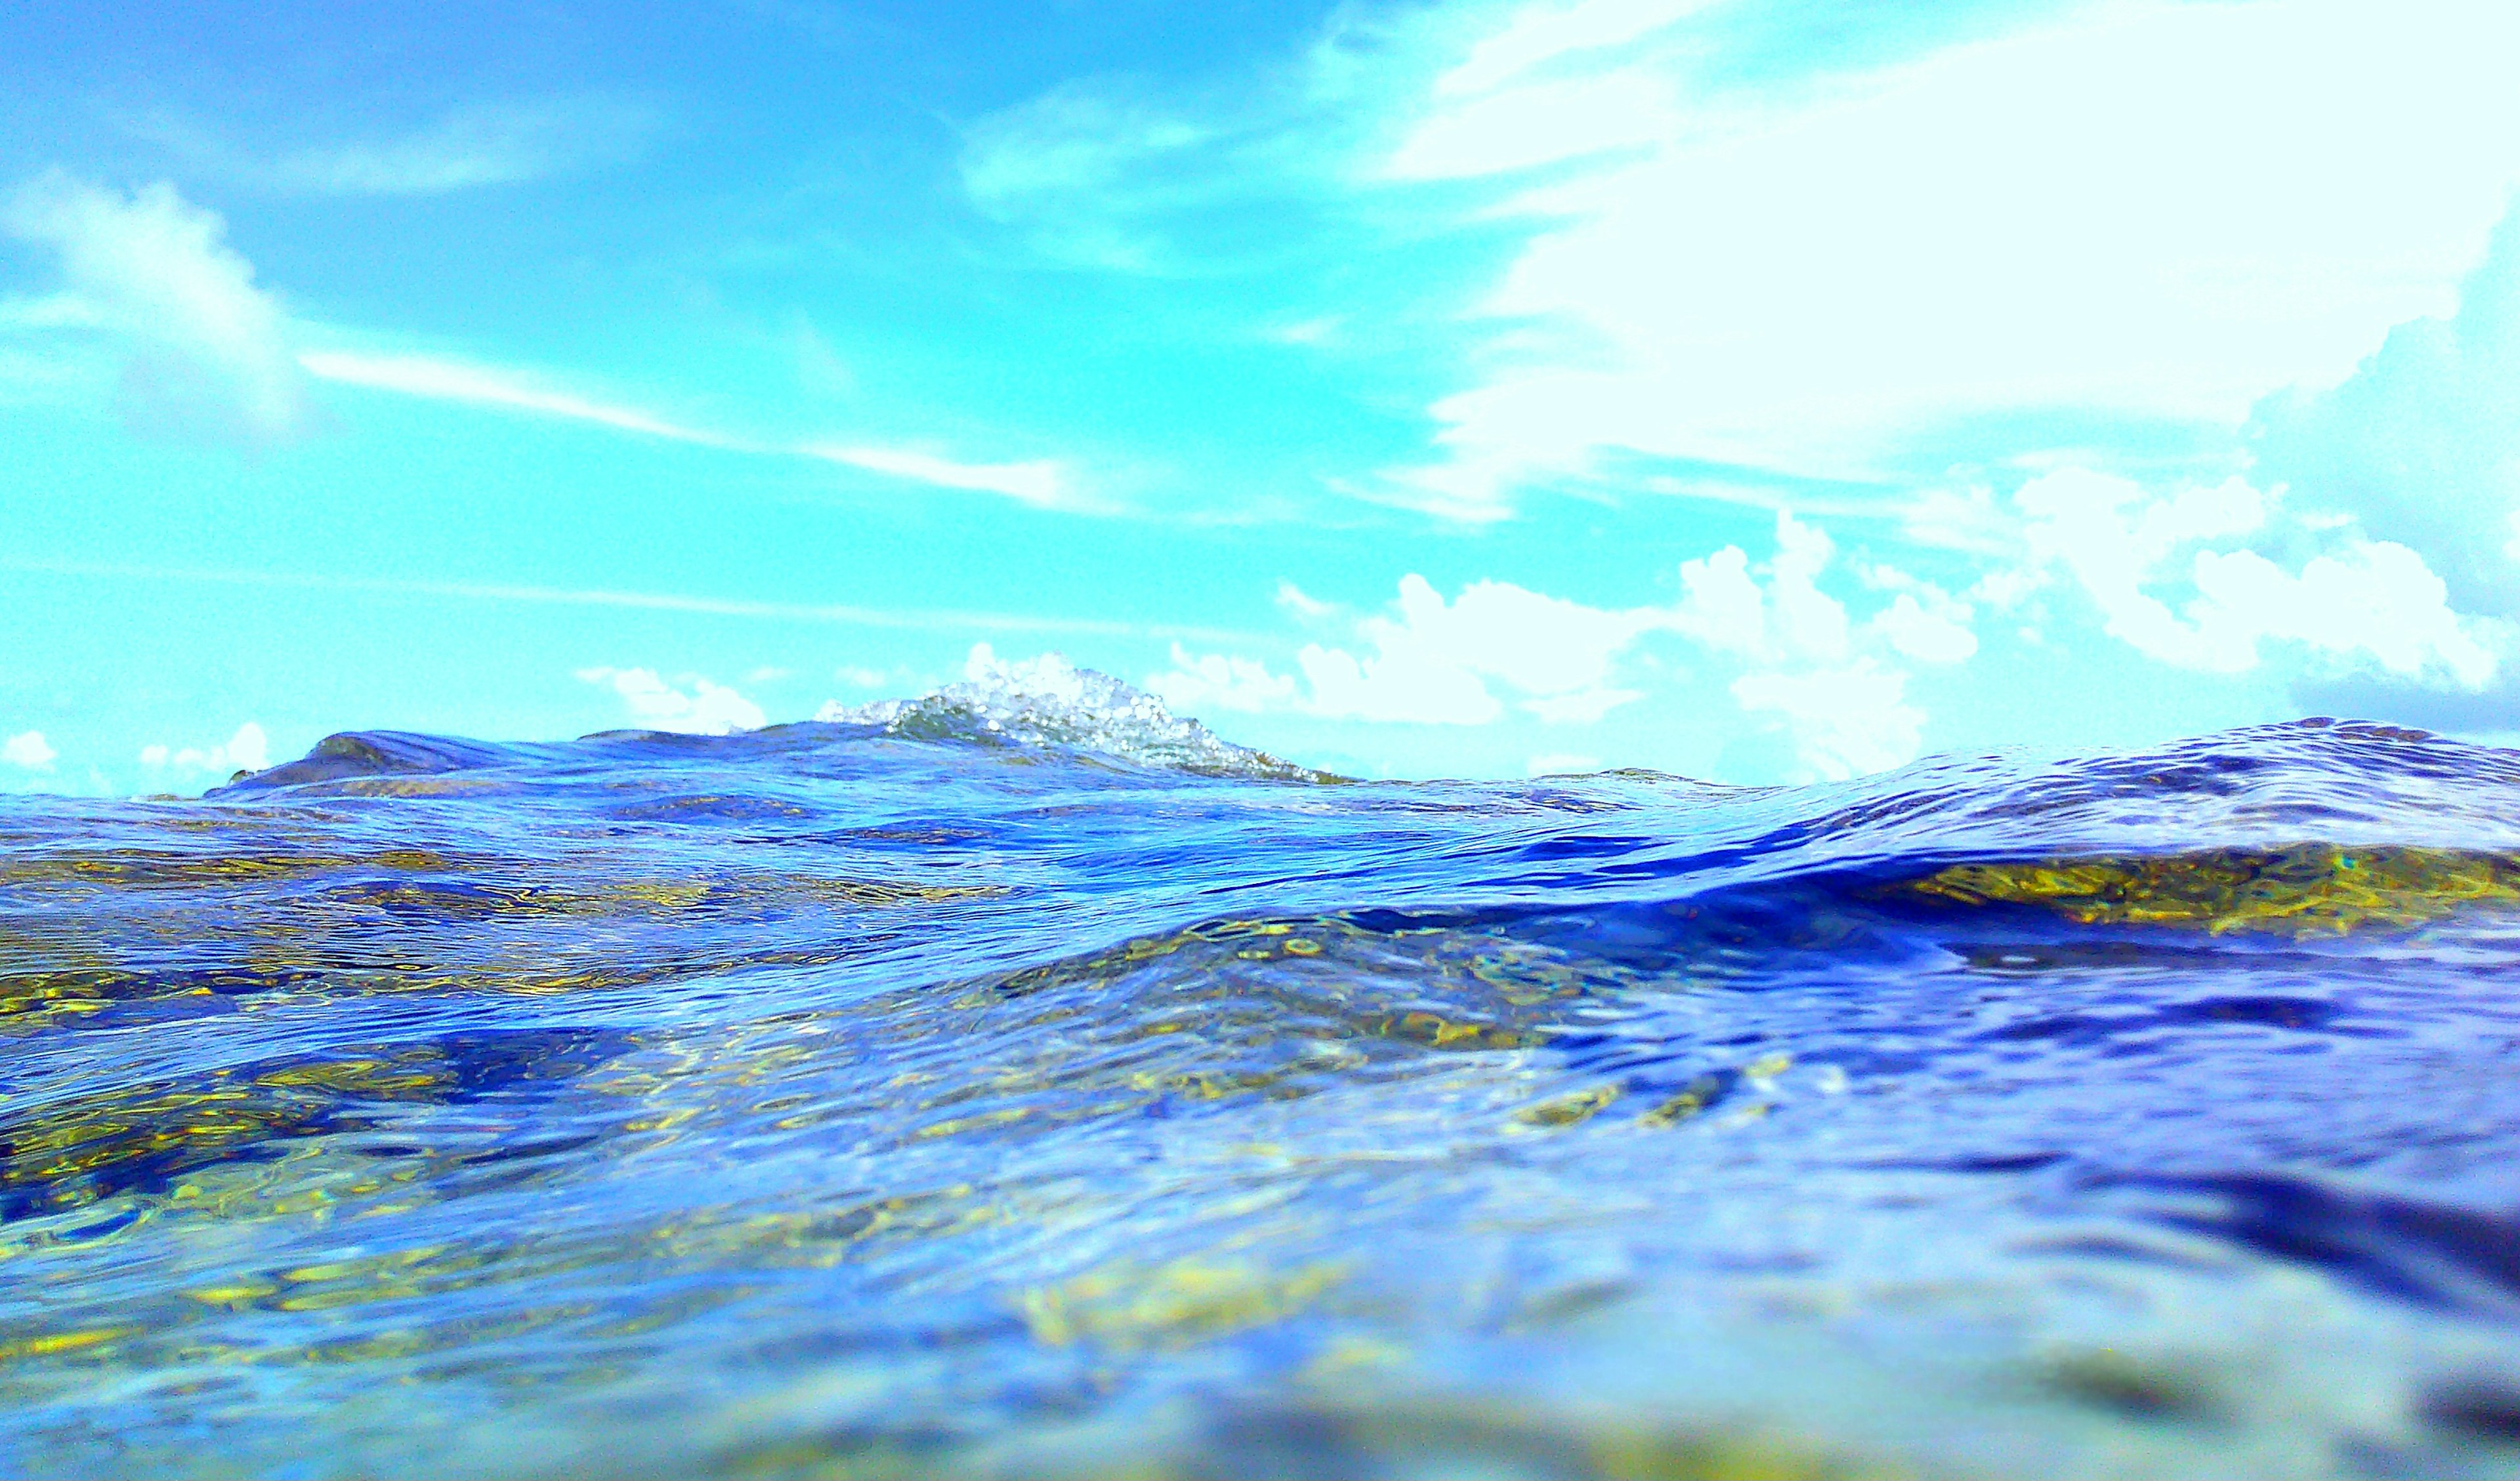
<box><xmin>817</xmin><ymin>646</ymin><xmax>1337</xmax><ymax>782</ymax></box>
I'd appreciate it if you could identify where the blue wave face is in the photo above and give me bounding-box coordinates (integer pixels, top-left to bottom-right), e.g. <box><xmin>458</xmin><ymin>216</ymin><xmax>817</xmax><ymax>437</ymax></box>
<box><xmin>4</xmin><ymin>684</ymin><xmax>2520</xmax><ymax>1477</ymax></box>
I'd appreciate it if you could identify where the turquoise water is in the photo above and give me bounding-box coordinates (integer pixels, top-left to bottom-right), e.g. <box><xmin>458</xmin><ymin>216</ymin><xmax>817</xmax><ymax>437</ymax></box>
<box><xmin>5</xmin><ymin>669</ymin><xmax>2520</xmax><ymax>1477</ymax></box>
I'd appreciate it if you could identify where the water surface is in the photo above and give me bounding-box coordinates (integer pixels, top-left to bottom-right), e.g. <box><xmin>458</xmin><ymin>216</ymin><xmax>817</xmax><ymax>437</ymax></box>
<box><xmin>5</xmin><ymin>673</ymin><xmax>2520</xmax><ymax>1477</ymax></box>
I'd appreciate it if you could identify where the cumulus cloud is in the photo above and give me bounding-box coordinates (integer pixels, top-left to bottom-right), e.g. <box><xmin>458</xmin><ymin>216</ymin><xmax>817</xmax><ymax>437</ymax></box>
<box><xmin>3</xmin><ymin>730</ymin><xmax>56</xmax><ymax>769</ymax></box>
<box><xmin>960</xmin><ymin>84</ymin><xmax>1223</xmax><ymax>273</ymax></box>
<box><xmin>577</xmin><ymin>667</ymin><xmax>766</xmax><ymax>735</ymax></box>
<box><xmin>4</xmin><ymin>172</ymin><xmax>310</xmax><ymax>445</ymax></box>
<box><xmin>2250</xmin><ymin>199</ymin><xmax>2520</xmax><ymax>614</ymax></box>
<box><xmin>1152</xmin><ymin>511</ymin><xmax>1977</xmax><ymax>780</ymax></box>
<box><xmin>1995</xmin><ymin>467</ymin><xmax>2496</xmax><ymax>688</ymax></box>
<box><xmin>1868</xmin><ymin>591</ymin><xmax>1979</xmax><ymax>666</ymax></box>
<box><xmin>1153</xmin><ymin>573</ymin><xmax>1658</xmax><ymax>726</ymax></box>
<box><xmin>1152</xmin><ymin>648</ymin><xmax>1301</xmax><ymax>715</ymax></box>
<box><xmin>1730</xmin><ymin>661</ymin><xmax>1922</xmax><ymax>782</ymax></box>
<box><xmin>1664</xmin><ymin>515</ymin><xmax>1952</xmax><ymax>781</ymax></box>
<box><xmin>139</xmin><ymin>721</ymin><xmax>270</xmax><ymax>778</ymax></box>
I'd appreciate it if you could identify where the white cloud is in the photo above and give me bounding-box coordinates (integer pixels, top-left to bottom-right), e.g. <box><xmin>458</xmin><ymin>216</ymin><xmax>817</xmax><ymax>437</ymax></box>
<box><xmin>2189</xmin><ymin>544</ymin><xmax>2496</xmax><ymax>688</ymax></box>
<box><xmin>577</xmin><ymin>667</ymin><xmax>766</xmax><ymax>735</ymax></box>
<box><xmin>1274</xmin><ymin>580</ymin><xmax>1339</xmax><ymax>620</ymax></box>
<box><xmin>298</xmin><ymin>351</ymin><xmax>745</xmax><ymax>447</ymax></box>
<box><xmin>1868</xmin><ymin>593</ymin><xmax>1979</xmax><ymax>665</ymax></box>
<box><xmin>1387</xmin><ymin>67</ymin><xmax>1676</xmax><ymax>180</ymax></box>
<box><xmin>1</xmin><ymin>179</ymin><xmax>1070</xmax><ymax>507</ymax></box>
<box><xmin>1154</xmin><ymin>572</ymin><xmax>1657</xmax><ymax>725</ymax></box>
<box><xmin>300</xmin><ymin>349</ymin><xmax>1089</xmax><ymax>511</ymax></box>
<box><xmin>1150</xmin><ymin>646</ymin><xmax>1301</xmax><ymax>714</ymax></box>
<box><xmin>2010</xmin><ymin>469</ymin><xmax>2267</xmax><ymax>662</ymax></box>
<box><xmin>4</xmin><ymin>172</ymin><xmax>308</xmax><ymax>444</ymax></box>
<box><xmin>1526</xmin><ymin>751</ymin><xmax>1603</xmax><ymax>776</ymax></box>
<box><xmin>1434</xmin><ymin>0</ymin><xmax>1707</xmax><ymax>99</ymax></box>
<box><xmin>2250</xmin><ymin>200</ymin><xmax>2520</xmax><ymax>612</ymax></box>
<box><xmin>1671</xmin><ymin>512</ymin><xmax>1855</xmax><ymax>663</ymax></box>
<box><xmin>0</xmin><ymin>555</ymin><xmax>1265</xmax><ymax>647</ymax></box>
<box><xmin>277</xmin><ymin>100</ymin><xmax>649</xmax><ymax>196</ymax></box>
<box><xmin>1662</xmin><ymin>514</ymin><xmax>1948</xmax><ymax>780</ymax></box>
<box><xmin>138</xmin><ymin>721</ymin><xmax>270</xmax><ymax>777</ymax></box>
<box><xmin>1263</xmin><ymin>316</ymin><xmax>1343</xmax><ymax>346</ymax></box>
<box><xmin>3</xmin><ymin>730</ymin><xmax>56</xmax><ymax>768</ymax></box>
<box><xmin>1151</xmin><ymin>510</ymin><xmax>1975</xmax><ymax>779</ymax></box>
<box><xmin>797</xmin><ymin>444</ymin><xmax>1072</xmax><ymax>510</ymax></box>
<box><xmin>960</xmin><ymin>85</ymin><xmax>1219</xmax><ymax>272</ymax></box>
<box><xmin>129</xmin><ymin>98</ymin><xmax>656</xmax><ymax>196</ymax></box>
<box><xmin>0</xmin><ymin>180</ymin><xmax>1080</xmax><ymax>507</ymax></box>
<box><xmin>2000</xmin><ymin>467</ymin><xmax>2498</xmax><ymax>687</ymax></box>
<box><xmin>1731</xmin><ymin>661</ymin><xmax>1923</xmax><ymax>782</ymax></box>
<box><xmin>1376</xmin><ymin>0</ymin><xmax>2520</xmax><ymax>513</ymax></box>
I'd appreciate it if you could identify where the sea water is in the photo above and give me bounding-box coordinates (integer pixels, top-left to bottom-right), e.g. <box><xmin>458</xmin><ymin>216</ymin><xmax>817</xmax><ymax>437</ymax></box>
<box><xmin>3</xmin><ymin>662</ymin><xmax>2519</xmax><ymax>1477</ymax></box>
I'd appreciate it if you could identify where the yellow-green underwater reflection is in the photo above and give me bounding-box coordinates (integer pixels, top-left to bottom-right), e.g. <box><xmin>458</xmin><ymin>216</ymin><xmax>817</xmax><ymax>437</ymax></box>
<box><xmin>1900</xmin><ymin>844</ymin><xmax>2520</xmax><ymax>934</ymax></box>
<box><xmin>3</xmin><ymin>715</ymin><xmax>2520</xmax><ymax>1478</ymax></box>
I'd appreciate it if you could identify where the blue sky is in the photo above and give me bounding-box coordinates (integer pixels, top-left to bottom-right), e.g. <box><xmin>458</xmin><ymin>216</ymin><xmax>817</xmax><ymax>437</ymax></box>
<box><xmin>4</xmin><ymin>0</ymin><xmax>2518</xmax><ymax>792</ymax></box>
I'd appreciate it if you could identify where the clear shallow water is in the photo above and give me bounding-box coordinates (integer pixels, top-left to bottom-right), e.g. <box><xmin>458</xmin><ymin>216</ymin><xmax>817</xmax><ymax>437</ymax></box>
<box><xmin>5</xmin><ymin>672</ymin><xmax>2520</xmax><ymax>1477</ymax></box>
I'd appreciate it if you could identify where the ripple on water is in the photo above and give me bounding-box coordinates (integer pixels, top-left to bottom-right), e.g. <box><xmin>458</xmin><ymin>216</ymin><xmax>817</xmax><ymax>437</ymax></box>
<box><xmin>2</xmin><ymin>693</ymin><xmax>2519</xmax><ymax>1478</ymax></box>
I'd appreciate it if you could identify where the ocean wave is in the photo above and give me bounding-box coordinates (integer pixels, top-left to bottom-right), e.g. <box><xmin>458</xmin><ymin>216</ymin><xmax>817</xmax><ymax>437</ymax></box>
<box><xmin>812</xmin><ymin>646</ymin><xmax>1336</xmax><ymax>782</ymax></box>
<box><xmin>5</xmin><ymin>697</ymin><xmax>2520</xmax><ymax>1477</ymax></box>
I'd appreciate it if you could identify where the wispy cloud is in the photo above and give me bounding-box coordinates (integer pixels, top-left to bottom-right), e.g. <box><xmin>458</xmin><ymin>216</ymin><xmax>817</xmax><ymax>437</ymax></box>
<box><xmin>298</xmin><ymin>351</ymin><xmax>748</xmax><ymax>448</ymax></box>
<box><xmin>126</xmin><ymin>97</ymin><xmax>658</xmax><ymax>197</ymax></box>
<box><xmin>1</xmin><ymin>556</ymin><xmax>1265</xmax><ymax>646</ymax></box>
<box><xmin>797</xmin><ymin>444</ymin><xmax>1068</xmax><ymax>509</ymax></box>
<box><xmin>299</xmin><ymin>349</ymin><xmax>1091</xmax><ymax>510</ymax></box>
<box><xmin>3</xmin><ymin>171</ymin><xmax>310</xmax><ymax>445</ymax></box>
<box><xmin>959</xmin><ymin>83</ymin><xmax>1265</xmax><ymax>275</ymax></box>
<box><xmin>1</xmin><ymin>173</ymin><xmax>1077</xmax><ymax>511</ymax></box>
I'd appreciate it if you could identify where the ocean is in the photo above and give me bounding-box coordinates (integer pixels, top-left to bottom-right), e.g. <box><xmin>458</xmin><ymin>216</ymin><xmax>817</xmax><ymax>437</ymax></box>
<box><xmin>3</xmin><ymin>661</ymin><xmax>2518</xmax><ymax>1477</ymax></box>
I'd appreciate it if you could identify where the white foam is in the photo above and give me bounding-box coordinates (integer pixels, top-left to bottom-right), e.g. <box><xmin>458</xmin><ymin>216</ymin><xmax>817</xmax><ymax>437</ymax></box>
<box><xmin>817</xmin><ymin>646</ymin><xmax>1337</xmax><ymax>782</ymax></box>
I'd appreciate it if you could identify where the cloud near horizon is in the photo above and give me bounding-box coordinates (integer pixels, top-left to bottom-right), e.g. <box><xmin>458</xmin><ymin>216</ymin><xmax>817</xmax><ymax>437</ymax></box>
<box><xmin>576</xmin><ymin>667</ymin><xmax>766</xmax><ymax>735</ymax></box>
<box><xmin>1153</xmin><ymin>448</ymin><xmax>2504</xmax><ymax>780</ymax></box>
<box><xmin>3</xmin><ymin>730</ymin><xmax>56</xmax><ymax>769</ymax></box>
<box><xmin>1150</xmin><ymin>511</ymin><xmax>1975</xmax><ymax>780</ymax></box>
<box><xmin>140</xmin><ymin>720</ymin><xmax>271</xmax><ymax>778</ymax></box>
